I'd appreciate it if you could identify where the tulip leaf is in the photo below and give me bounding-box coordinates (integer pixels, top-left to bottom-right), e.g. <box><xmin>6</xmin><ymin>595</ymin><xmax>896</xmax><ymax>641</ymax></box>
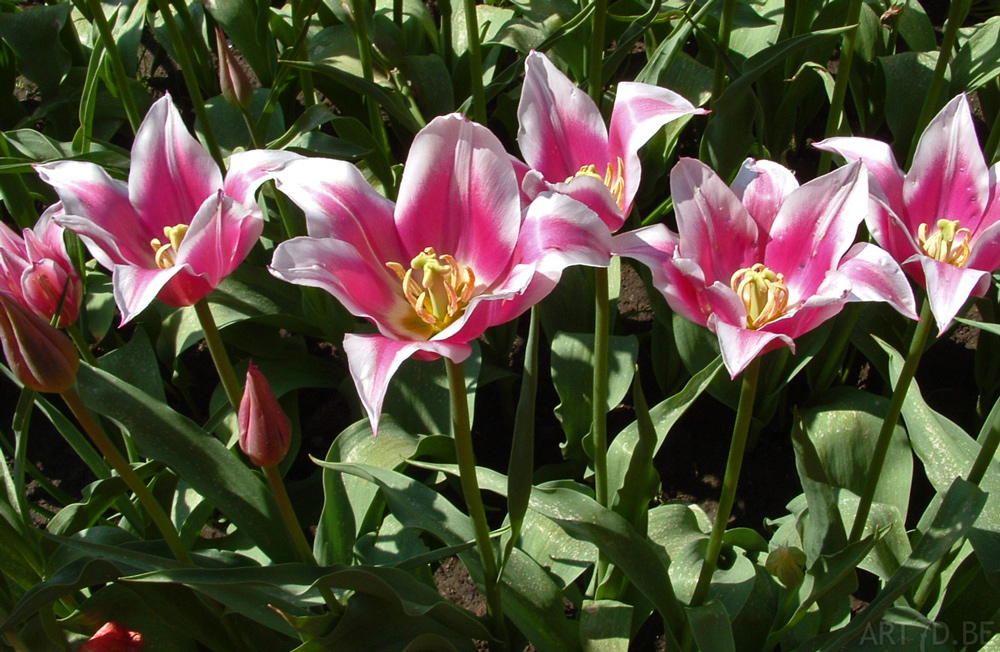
<box><xmin>951</xmin><ymin>16</ymin><xmax>1000</xmax><ymax>94</ymax></box>
<box><xmin>98</xmin><ymin>327</ymin><xmax>166</xmax><ymax>404</ymax></box>
<box><xmin>0</xmin><ymin>5</ymin><xmax>72</xmax><ymax>98</ymax></box>
<box><xmin>204</xmin><ymin>0</ymin><xmax>276</xmax><ymax>86</ymax></box>
<box><xmin>686</xmin><ymin>601</ymin><xmax>735</xmax><ymax>652</ymax></box>
<box><xmin>579</xmin><ymin>599</ymin><xmax>632</xmax><ymax>652</ymax></box>
<box><xmin>879</xmin><ymin>52</ymin><xmax>940</xmax><ymax>156</ymax></box>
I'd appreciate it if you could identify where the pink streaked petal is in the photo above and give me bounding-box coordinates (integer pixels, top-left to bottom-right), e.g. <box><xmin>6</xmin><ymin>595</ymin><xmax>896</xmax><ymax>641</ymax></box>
<box><xmin>796</xmin><ymin>269</ymin><xmax>852</xmax><ymax>310</ymax></box>
<box><xmin>518</xmin><ymin>51</ymin><xmax>610</xmax><ymax>185</ymax></box>
<box><xmin>21</xmin><ymin>259</ymin><xmax>79</xmax><ymax>327</ymax></box>
<box><xmin>531</xmin><ymin>174</ymin><xmax>623</xmax><ymax>232</ymax></box>
<box><xmin>730</xmin><ymin>158</ymin><xmax>799</xmax><ymax>233</ymax></box>
<box><xmin>224</xmin><ymin>149</ymin><xmax>302</xmax><ymax>209</ymax></box>
<box><xmin>113</xmin><ymin>263</ymin><xmax>187</xmax><ymax>324</ymax></box>
<box><xmin>671</xmin><ymin>158</ymin><xmax>760</xmax><ymax>285</ymax></box>
<box><xmin>813</xmin><ymin>136</ymin><xmax>906</xmax><ymax>219</ymax></box>
<box><xmin>269</xmin><ymin>237</ymin><xmax>423</xmax><ymax>340</ymax></box>
<box><xmin>343</xmin><ymin>333</ymin><xmax>472</xmax><ymax>436</ymax></box>
<box><xmin>395</xmin><ymin>115</ymin><xmax>520</xmax><ymax>287</ymax></box>
<box><xmin>609</xmin><ymin>82</ymin><xmax>704</xmax><ymax>216</ymax></box>
<box><xmin>919</xmin><ymin>257</ymin><xmax>991</xmax><ymax>336</ymax></box>
<box><xmin>175</xmin><ymin>191</ymin><xmax>262</xmax><ymax>288</ymax></box>
<box><xmin>905</xmin><ymin>95</ymin><xmax>990</xmax><ymax>233</ymax></box>
<box><xmin>708</xmin><ymin>313</ymin><xmax>794</xmax><ymax>378</ymax></box>
<box><xmin>839</xmin><ymin>242</ymin><xmax>918</xmax><ymax>319</ymax></box>
<box><xmin>34</xmin><ymin>203</ymin><xmax>67</xmax><ymax>254</ymax></box>
<box><xmin>967</xmin><ymin>218</ymin><xmax>1000</xmax><ymax>273</ymax></box>
<box><xmin>865</xmin><ymin>185</ymin><xmax>923</xmax><ymax>266</ymax></box>
<box><xmin>36</xmin><ymin>161</ymin><xmax>150</xmax><ymax>267</ymax></box>
<box><xmin>0</xmin><ymin>221</ymin><xmax>25</xmax><ymax>257</ymax></box>
<box><xmin>765</xmin><ymin>161</ymin><xmax>866</xmax><ymax>299</ymax></box>
<box><xmin>511</xmin><ymin>155</ymin><xmax>533</xmax><ymax>209</ymax></box>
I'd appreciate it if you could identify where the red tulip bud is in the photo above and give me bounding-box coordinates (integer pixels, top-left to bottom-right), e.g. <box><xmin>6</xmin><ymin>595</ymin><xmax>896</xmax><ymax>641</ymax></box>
<box><xmin>0</xmin><ymin>291</ymin><xmax>78</xmax><ymax>393</ymax></box>
<box><xmin>215</xmin><ymin>27</ymin><xmax>253</xmax><ymax>110</ymax></box>
<box><xmin>78</xmin><ymin>622</ymin><xmax>144</xmax><ymax>652</ymax></box>
<box><xmin>239</xmin><ymin>363</ymin><xmax>291</xmax><ymax>467</ymax></box>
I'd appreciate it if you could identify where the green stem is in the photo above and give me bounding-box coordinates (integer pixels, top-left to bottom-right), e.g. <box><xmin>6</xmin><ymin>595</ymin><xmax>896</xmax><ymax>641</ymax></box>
<box><xmin>446</xmin><ymin>359</ymin><xmax>507</xmax><ymax>651</ymax></box>
<box><xmin>986</xmin><ymin>83</ymin><xmax>1000</xmax><ymax>165</ymax></box>
<box><xmin>194</xmin><ymin>299</ymin><xmax>243</xmax><ymax>413</ymax></box>
<box><xmin>816</xmin><ymin>0</ymin><xmax>864</xmax><ymax>175</ymax></box>
<box><xmin>591</xmin><ymin>266</ymin><xmax>612</xmax><ymax>596</ymax></box>
<box><xmin>690</xmin><ymin>356</ymin><xmax>761</xmax><ymax>607</ymax></box>
<box><xmin>463</xmin><ymin>0</ymin><xmax>487</xmax><ymax>124</ymax></box>
<box><xmin>849</xmin><ymin>299</ymin><xmax>934</xmax><ymax>543</ymax></box>
<box><xmin>968</xmin><ymin>385</ymin><xmax>1000</xmax><ymax>486</ymax></box>
<box><xmin>587</xmin><ymin>0</ymin><xmax>608</xmax><ymax>102</ymax></box>
<box><xmin>61</xmin><ymin>387</ymin><xmax>192</xmax><ymax>563</ymax></box>
<box><xmin>440</xmin><ymin>0</ymin><xmax>453</xmax><ymax>69</ymax></box>
<box><xmin>393</xmin><ymin>0</ymin><xmax>403</xmax><ymax>27</ymax></box>
<box><xmin>350</xmin><ymin>0</ymin><xmax>391</xmax><ymax>154</ymax></box>
<box><xmin>152</xmin><ymin>0</ymin><xmax>226</xmax><ymax>170</ymax></box>
<box><xmin>169</xmin><ymin>0</ymin><xmax>216</xmax><ymax>91</ymax></box>
<box><xmin>906</xmin><ymin>0</ymin><xmax>970</xmax><ymax>169</ymax></box>
<box><xmin>710</xmin><ymin>0</ymin><xmax>737</xmax><ymax>102</ymax></box>
<box><xmin>86</xmin><ymin>0</ymin><xmax>142</xmax><ymax>134</ymax></box>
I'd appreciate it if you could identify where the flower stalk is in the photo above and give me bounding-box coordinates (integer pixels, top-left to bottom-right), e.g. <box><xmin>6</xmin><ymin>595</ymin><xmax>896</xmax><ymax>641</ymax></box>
<box><xmin>194</xmin><ymin>299</ymin><xmax>243</xmax><ymax>414</ymax></box>
<box><xmin>816</xmin><ymin>0</ymin><xmax>863</xmax><ymax>175</ymax></box>
<box><xmin>85</xmin><ymin>0</ymin><xmax>141</xmax><ymax>134</ymax></box>
<box><xmin>711</xmin><ymin>0</ymin><xmax>737</xmax><ymax>103</ymax></box>
<box><xmin>463</xmin><ymin>0</ymin><xmax>487</xmax><ymax>124</ymax></box>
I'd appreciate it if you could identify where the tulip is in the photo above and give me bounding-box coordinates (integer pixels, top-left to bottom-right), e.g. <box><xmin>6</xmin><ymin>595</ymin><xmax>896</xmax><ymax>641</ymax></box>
<box><xmin>815</xmin><ymin>94</ymin><xmax>999</xmax><ymax>335</ymax></box>
<box><xmin>516</xmin><ymin>50</ymin><xmax>707</xmax><ymax>231</ymax></box>
<box><xmin>0</xmin><ymin>205</ymin><xmax>82</xmax><ymax>327</ymax></box>
<box><xmin>0</xmin><ymin>291</ymin><xmax>79</xmax><ymax>393</ymax></box>
<box><xmin>238</xmin><ymin>363</ymin><xmax>291</xmax><ymax>467</ymax></box>
<box><xmin>615</xmin><ymin>157</ymin><xmax>917</xmax><ymax>378</ymax></box>
<box><xmin>78</xmin><ymin>622</ymin><xmax>144</xmax><ymax>652</ymax></box>
<box><xmin>35</xmin><ymin>94</ymin><xmax>292</xmax><ymax>324</ymax></box>
<box><xmin>270</xmin><ymin>113</ymin><xmax>612</xmax><ymax>434</ymax></box>
<box><xmin>215</xmin><ymin>27</ymin><xmax>253</xmax><ymax>110</ymax></box>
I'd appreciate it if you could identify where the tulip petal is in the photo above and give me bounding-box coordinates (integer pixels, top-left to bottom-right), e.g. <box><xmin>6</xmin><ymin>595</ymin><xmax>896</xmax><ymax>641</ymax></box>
<box><xmin>112</xmin><ymin>263</ymin><xmax>187</xmax><ymax>324</ymax></box>
<box><xmin>812</xmin><ymin>136</ymin><xmax>906</xmax><ymax>216</ymax></box>
<box><xmin>224</xmin><ymin>149</ymin><xmax>301</xmax><ymax>209</ymax></box>
<box><xmin>967</xmin><ymin>216</ymin><xmax>1000</xmax><ymax>273</ymax></box>
<box><xmin>709</xmin><ymin>312</ymin><xmax>794</xmax><ymax>378</ymax></box>
<box><xmin>918</xmin><ymin>256</ymin><xmax>991</xmax><ymax>336</ymax></box>
<box><xmin>177</xmin><ymin>191</ymin><xmax>262</xmax><ymax>288</ymax></box>
<box><xmin>839</xmin><ymin>242</ymin><xmax>918</xmax><ymax>319</ymax></box>
<box><xmin>129</xmin><ymin>95</ymin><xmax>223</xmax><ymax>234</ymax></box>
<box><xmin>395</xmin><ymin>114</ymin><xmax>520</xmax><ymax>286</ymax></box>
<box><xmin>730</xmin><ymin>158</ymin><xmax>799</xmax><ymax>233</ymax></box>
<box><xmin>343</xmin><ymin>333</ymin><xmax>472</xmax><ymax>436</ymax></box>
<box><xmin>517</xmin><ymin>51</ymin><xmax>610</xmax><ymax>186</ymax></box>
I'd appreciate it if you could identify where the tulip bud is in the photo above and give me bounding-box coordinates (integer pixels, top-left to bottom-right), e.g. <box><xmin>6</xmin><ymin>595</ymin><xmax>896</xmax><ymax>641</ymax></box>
<box><xmin>78</xmin><ymin>622</ymin><xmax>144</xmax><ymax>652</ymax></box>
<box><xmin>765</xmin><ymin>545</ymin><xmax>807</xmax><ymax>588</ymax></box>
<box><xmin>0</xmin><ymin>292</ymin><xmax>78</xmax><ymax>393</ymax></box>
<box><xmin>215</xmin><ymin>27</ymin><xmax>253</xmax><ymax>110</ymax></box>
<box><xmin>239</xmin><ymin>363</ymin><xmax>291</xmax><ymax>467</ymax></box>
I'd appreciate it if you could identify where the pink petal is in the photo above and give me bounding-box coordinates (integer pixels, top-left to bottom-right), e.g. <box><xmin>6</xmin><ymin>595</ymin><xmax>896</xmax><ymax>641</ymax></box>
<box><xmin>112</xmin><ymin>263</ymin><xmax>188</xmax><ymax>324</ymax></box>
<box><xmin>904</xmin><ymin>94</ymin><xmax>990</xmax><ymax>234</ymax></box>
<box><xmin>517</xmin><ymin>51</ymin><xmax>610</xmax><ymax>187</ymax></box>
<box><xmin>343</xmin><ymin>333</ymin><xmax>472</xmax><ymax>436</ymax></box>
<box><xmin>609</xmin><ymin>81</ymin><xmax>705</xmax><ymax>217</ymax></box>
<box><xmin>0</xmin><ymin>220</ymin><xmax>26</xmax><ymax>257</ymax></box>
<box><xmin>21</xmin><ymin>259</ymin><xmax>80</xmax><ymax>327</ymax></box>
<box><xmin>129</xmin><ymin>95</ymin><xmax>223</xmax><ymax>235</ymax></box>
<box><xmin>812</xmin><ymin>136</ymin><xmax>906</xmax><ymax>219</ymax></box>
<box><xmin>708</xmin><ymin>312</ymin><xmax>794</xmax><ymax>378</ymax></box>
<box><xmin>671</xmin><ymin>158</ymin><xmax>760</xmax><ymax>286</ymax></box>
<box><xmin>765</xmin><ymin>161</ymin><xmax>866</xmax><ymax>300</ymax></box>
<box><xmin>918</xmin><ymin>256</ymin><xmax>991</xmax><ymax>336</ymax></box>
<box><xmin>730</xmin><ymin>158</ymin><xmax>799</xmax><ymax>233</ymax></box>
<box><xmin>967</xmin><ymin>217</ymin><xmax>1000</xmax><ymax>273</ymax></box>
<box><xmin>395</xmin><ymin>114</ymin><xmax>520</xmax><ymax>287</ymax></box>
<box><xmin>224</xmin><ymin>149</ymin><xmax>301</xmax><ymax>210</ymax></box>
<box><xmin>839</xmin><ymin>242</ymin><xmax>918</xmax><ymax>319</ymax></box>
<box><xmin>175</xmin><ymin>191</ymin><xmax>262</xmax><ymax>288</ymax></box>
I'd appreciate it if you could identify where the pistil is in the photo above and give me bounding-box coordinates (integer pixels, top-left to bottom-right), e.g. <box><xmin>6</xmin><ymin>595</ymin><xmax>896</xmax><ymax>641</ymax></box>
<box><xmin>918</xmin><ymin>219</ymin><xmax>971</xmax><ymax>266</ymax></box>
<box><xmin>387</xmin><ymin>247</ymin><xmax>476</xmax><ymax>333</ymax></box>
<box><xmin>149</xmin><ymin>224</ymin><xmax>189</xmax><ymax>269</ymax></box>
<box><xmin>730</xmin><ymin>263</ymin><xmax>790</xmax><ymax>329</ymax></box>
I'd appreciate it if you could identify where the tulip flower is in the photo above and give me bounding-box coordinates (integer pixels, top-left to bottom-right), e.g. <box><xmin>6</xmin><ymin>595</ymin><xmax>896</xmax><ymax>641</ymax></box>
<box><xmin>615</xmin><ymin>157</ymin><xmax>917</xmax><ymax>377</ymax></box>
<box><xmin>78</xmin><ymin>622</ymin><xmax>144</xmax><ymax>652</ymax></box>
<box><xmin>0</xmin><ymin>291</ymin><xmax>79</xmax><ymax>393</ymax></box>
<box><xmin>270</xmin><ymin>114</ymin><xmax>612</xmax><ymax>434</ymax></box>
<box><xmin>239</xmin><ymin>362</ymin><xmax>291</xmax><ymax>467</ymax></box>
<box><xmin>516</xmin><ymin>50</ymin><xmax>706</xmax><ymax>231</ymax></box>
<box><xmin>34</xmin><ymin>94</ymin><xmax>289</xmax><ymax>324</ymax></box>
<box><xmin>815</xmin><ymin>94</ymin><xmax>999</xmax><ymax>335</ymax></box>
<box><xmin>0</xmin><ymin>205</ymin><xmax>82</xmax><ymax>327</ymax></box>
<box><xmin>215</xmin><ymin>27</ymin><xmax>253</xmax><ymax>110</ymax></box>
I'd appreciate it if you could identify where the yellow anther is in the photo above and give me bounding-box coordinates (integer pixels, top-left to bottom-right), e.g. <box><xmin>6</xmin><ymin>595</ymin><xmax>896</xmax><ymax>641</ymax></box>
<box><xmin>149</xmin><ymin>224</ymin><xmax>190</xmax><ymax>269</ymax></box>
<box><xmin>565</xmin><ymin>157</ymin><xmax>626</xmax><ymax>210</ymax></box>
<box><xmin>386</xmin><ymin>247</ymin><xmax>477</xmax><ymax>334</ymax></box>
<box><xmin>918</xmin><ymin>219</ymin><xmax>971</xmax><ymax>267</ymax></box>
<box><xmin>730</xmin><ymin>263</ymin><xmax>790</xmax><ymax>330</ymax></box>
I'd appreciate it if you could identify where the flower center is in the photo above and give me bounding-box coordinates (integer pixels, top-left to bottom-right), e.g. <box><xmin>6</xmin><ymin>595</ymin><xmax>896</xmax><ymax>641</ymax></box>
<box><xmin>730</xmin><ymin>263</ymin><xmax>790</xmax><ymax>330</ymax></box>
<box><xmin>918</xmin><ymin>219</ymin><xmax>971</xmax><ymax>267</ymax></box>
<box><xmin>149</xmin><ymin>224</ymin><xmax>189</xmax><ymax>269</ymax></box>
<box><xmin>565</xmin><ymin>156</ymin><xmax>625</xmax><ymax>210</ymax></box>
<box><xmin>386</xmin><ymin>247</ymin><xmax>476</xmax><ymax>334</ymax></box>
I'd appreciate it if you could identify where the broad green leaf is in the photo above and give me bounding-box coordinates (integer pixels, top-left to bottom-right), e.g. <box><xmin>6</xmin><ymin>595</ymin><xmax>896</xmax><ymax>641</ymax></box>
<box><xmin>580</xmin><ymin>600</ymin><xmax>632</xmax><ymax>652</ymax></box>
<box><xmin>99</xmin><ymin>328</ymin><xmax>166</xmax><ymax>404</ymax></box>
<box><xmin>839</xmin><ymin>606</ymin><xmax>951</xmax><ymax>651</ymax></box>
<box><xmin>200</xmin><ymin>89</ymin><xmax>285</xmax><ymax>157</ymax></box>
<box><xmin>879</xmin><ymin>52</ymin><xmax>940</xmax><ymax>156</ymax></box>
<box><xmin>728</xmin><ymin>0</ymin><xmax>784</xmax><ymax>62</ymax></box>
<box><xmin>952</xmin><ymin>16</ymin><xmax>1000</xmax><ymax>94</ymax></box>
<box><xmin>686</xmin><ymin>601</ymin><xmax>735</xmax><ymax>652</ymax></box>
<box><xmin>383</xmin><ymin>345</ymin><xmax>480</xmax><ymax>436</ymax></box>
<box><xmin>0</xmin><ymin>5</ymin><xmax>72</xmax><ymax>97</ymax></box>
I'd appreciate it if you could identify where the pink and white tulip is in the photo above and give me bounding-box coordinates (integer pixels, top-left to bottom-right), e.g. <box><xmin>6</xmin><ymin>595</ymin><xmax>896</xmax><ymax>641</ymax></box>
<box><xmin>34</xmin><ymin>94</ymin><xmax>289</xmax><ymax>324</ymax></box>
<box><xmin>815</xmin><ymin>94</ymin><xmax>1000</xmax><ymax>335</ymax></box>
<box><xmin>616</xmin><ymin>158</ymin><xmax>917</xmax><ymax>378</ymax></box>
<box><xmin>517</xmin><ymin>50</ymin><xmax>706</xmax><ymax>231</ymax></box>
<box><xmin>0</xmin><ymin>205</ymin><xmax>82</xmax><ymax>327</ymax></box>
<box><xmin>269</xmin><ymin>114</ymin><xmax>612</xmax><ymax>434</ymax></box>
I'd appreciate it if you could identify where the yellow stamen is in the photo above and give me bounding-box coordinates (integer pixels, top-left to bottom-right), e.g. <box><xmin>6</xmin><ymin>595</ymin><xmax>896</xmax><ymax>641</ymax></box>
<box><xmin>386</xmin><ymin>247</ymin><xmax>476</xmax><ymax>334</ymax></box>
<box><xmin>918</xmin><ymin>219</ymin><xmax>971</xmax><ymax>267</ymax></box>
<box><xmin>730</xmin><ymin>263</ymin><xmax>790</xmax><ymax>330</ymax></box>
<box><xmin>565</xmin><ymin>157</ymin><xmax>626</xmax><ymax>210</ymax></box>
<box><xmin>149</xmin><ymin>224</ymin><xmax>189</xmax><ymax>269</ymax></box>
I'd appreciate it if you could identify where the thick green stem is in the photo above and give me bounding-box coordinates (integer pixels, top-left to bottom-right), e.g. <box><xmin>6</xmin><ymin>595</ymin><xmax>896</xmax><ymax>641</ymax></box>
<box><xmin>350</xmin><ymin>0</ymin><xmax>391</xmax><ymax>154</ymax></box>
<box><xmin>587</xmin><ymin>0</ymin><xmax>608</xmax><ymax>102</ymax></box>
<box><xmin>968</xmin><ymin>387</ymin><xmax>1000</xmax><ymax>486</ymax></box>
<box><xmin>816</xmin><ymin>0</ymin><xmax>864</xmax><ymax>175</ymax></box>
<box><xmin>690</xmin><ymin>356</ymin><xmax>761</xmax><ymax>607</ymax></box>
<box><xmin>194</xmin><ymin>299</ymin><xmax>243</xmax><ymax>413</ymax></box>
<box><xmin>849</xmin><ymin>300</ymin><xmax>934</xmax><ymax>543</ymax></box>
<box><xmin>591</xmin><ymin>266</ymin><xmax>612</xmax><ymax>595</ymax></box>
<box><xmin>86</xmin><ymin>0</ymin><xmax>142</xmax><ymax>134</ymax></box>
<box><xmin>446</xmin><ymin>359</ymin><xmax>507</xmax><ymax>651</ymax></box>
<box><xmin>710</xmin><ymin>0</ymin><xmax>737</xmax><ymax>102</ymax></box>
<box><xmin>463</xmin><ymin>0</ymin><xmax>487</xmax><ymax>124</ymax></box>
<box><xmin>152</xmin><ymin>0</ymin><xmax>226</xmax><ymax>170</ymax></box>
<box><xmin>906</xmin><ymin>0</ymin><xmax>970</xmax><ymax>168</ymax></box>
<box><xmin>61</xmin><ymin>387</ymin><xmax>191</xmax><ymax>563</ymax></box>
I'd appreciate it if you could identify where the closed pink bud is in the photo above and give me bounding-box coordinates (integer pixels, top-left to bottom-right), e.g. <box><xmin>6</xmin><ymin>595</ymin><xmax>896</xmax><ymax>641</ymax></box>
<box><xmin>21</xmin><ymin>259</ymin><xmax>80</xmax><ymax>328</ymax></box>
<box><xmin>239</xmin><ymin>363</ymin><xmax>291</xmax><ymax>467</ymax></box>
<box><xmin>215</xmin><ymin>27</ymin><xmax>253</xmax><ymax>110</ymax></box>
<box><xmin>78</xmin><ymin>622</ymin><xmax>144</xmax><ymax>652</ymax></box>
<box><xmin>0</xmin><ymin>292</ymin><xmax>78</xmax><ymax>393</ymax></box>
